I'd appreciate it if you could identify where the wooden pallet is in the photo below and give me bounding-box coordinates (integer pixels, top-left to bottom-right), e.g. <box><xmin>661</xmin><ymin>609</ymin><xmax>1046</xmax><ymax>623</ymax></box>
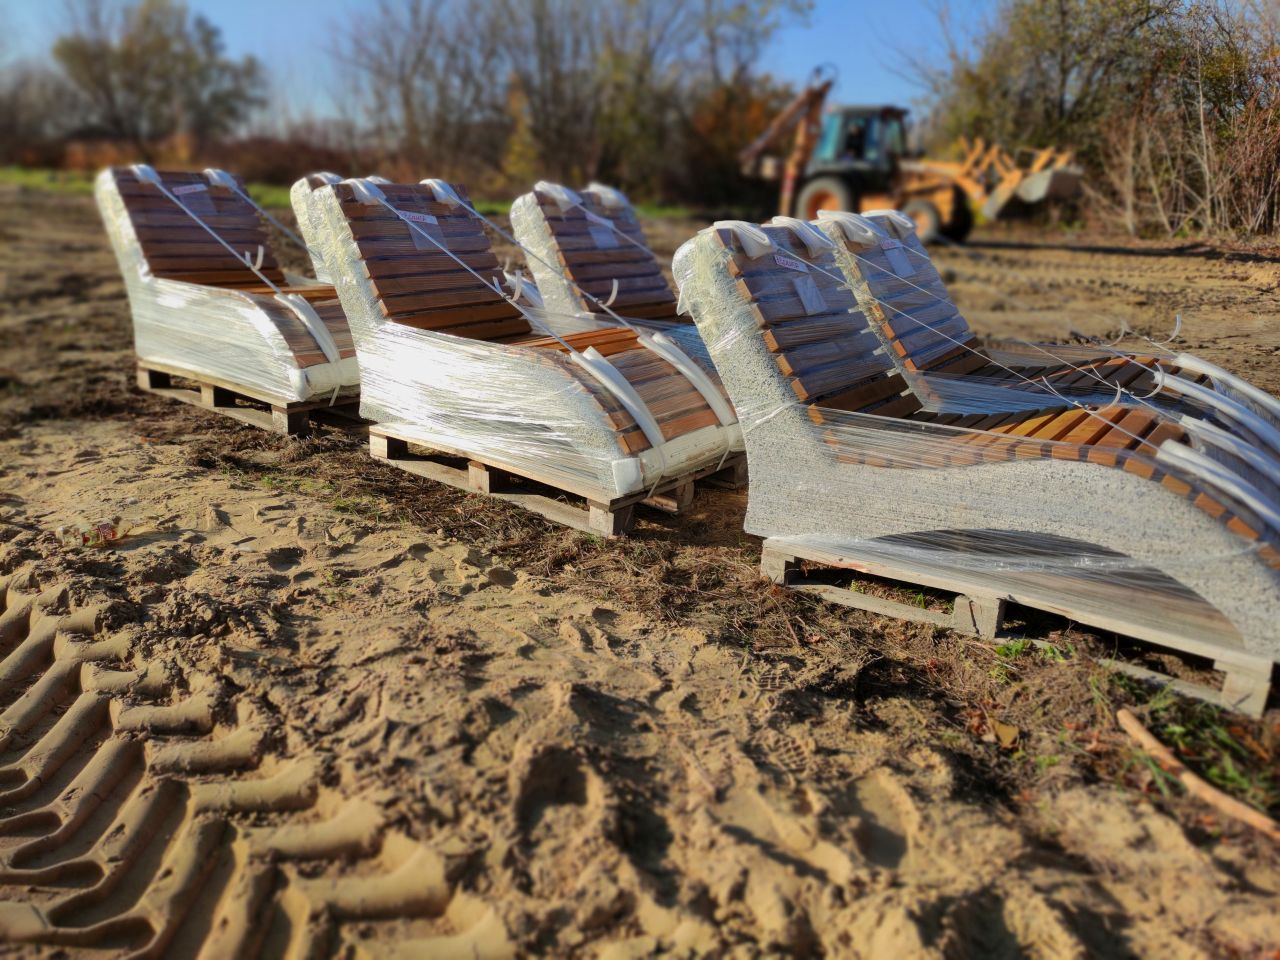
<box><xmin>761</xmin><ymin>538</ymin><xmax>1274</xmax><ymax>717</ymax></box>
<box><xmin>370</xmin><ymin>425</ymin><xmax>745</xmax><ymax>537</ymax></box>
<box><xmin>136</xmin><ymin>361</ymin><xmax>361</xmax><ymax>436</ymax></box>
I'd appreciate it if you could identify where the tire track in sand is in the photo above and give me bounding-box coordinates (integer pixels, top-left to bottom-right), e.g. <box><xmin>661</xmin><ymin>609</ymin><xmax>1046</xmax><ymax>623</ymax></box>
<box><xmin>0</xmin><ymin>569</ymin><xmax>513</xmax><ymax>959</ymax></box>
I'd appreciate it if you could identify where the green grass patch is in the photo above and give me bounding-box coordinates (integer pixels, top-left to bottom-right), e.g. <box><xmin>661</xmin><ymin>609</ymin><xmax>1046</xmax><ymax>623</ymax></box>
<box><xmin>0</xmin><ymin>166</ymin><xmax>95</xmax><ymax>194</ymax></box>
<box><xmin>0</xmin><ymin>166</ymin><xmax>699</xmax><ymax>219</ymax></box>
<box><xmin>245</xmin><ymin>182</ymin><xmax>294</xmax><ymax>209</ymax></box>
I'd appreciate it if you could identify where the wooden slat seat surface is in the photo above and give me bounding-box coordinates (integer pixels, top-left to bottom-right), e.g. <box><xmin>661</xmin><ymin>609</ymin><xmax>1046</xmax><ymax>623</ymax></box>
<box><xmin>533</xmin><ymin>189</ymin><xmax>682</xmax><ymax>322</ymax></box>
<box><xmin>712</xmin><ymin>225</ymin><xmax>1276</xmax><ymax>558</ymax></box>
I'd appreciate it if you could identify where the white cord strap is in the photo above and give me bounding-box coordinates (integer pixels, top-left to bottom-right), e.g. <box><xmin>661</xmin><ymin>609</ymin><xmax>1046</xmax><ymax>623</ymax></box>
<box><xmin>570</xmin><ymin>348</ymin><xmax>669</xmax><ymax>470</ymax></box>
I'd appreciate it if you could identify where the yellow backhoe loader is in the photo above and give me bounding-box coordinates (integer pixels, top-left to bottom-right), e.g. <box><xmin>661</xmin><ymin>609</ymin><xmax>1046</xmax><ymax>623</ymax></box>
<box><xmin>739</xmin><ymin>68</ymin><xmax>1082</xmax><ymax>242</ymax></box>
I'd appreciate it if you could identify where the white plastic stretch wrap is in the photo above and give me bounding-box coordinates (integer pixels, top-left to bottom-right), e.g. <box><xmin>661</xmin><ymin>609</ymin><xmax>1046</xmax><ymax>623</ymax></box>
<box><xmin>308</xmin><ymin>179</ymin><xmax>740</xmax><ymax>500</ymax></box>
<box><xmin>673</xmin><ymin>220</ymin><xmax>1280</xmax><ymax>658</ymax></box>
<box><xmin>290</xmin><ymin>172</ymin><xmax>343</xmax><ymax>284</ymax></box>
<box><xmin>96</xmin><ymin>167</ymin><xmax>359</xmax><ymax>403</ymax></box>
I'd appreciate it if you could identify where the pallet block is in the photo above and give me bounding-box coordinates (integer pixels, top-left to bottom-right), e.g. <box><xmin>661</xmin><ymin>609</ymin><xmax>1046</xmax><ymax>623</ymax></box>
<box><xmin>136</xmin><ymin>362</ymin><xmax>361</xmax><ymax>437</ymax></box>
<box><xmin>762</xmin><ymin>538</ymin><xmax>1273</xmax><ymax>717</ymax></box>
<box><xmin>370</xmin><ymin>426</ymin><xmax>746</xmax><ymax>537</ymax></box>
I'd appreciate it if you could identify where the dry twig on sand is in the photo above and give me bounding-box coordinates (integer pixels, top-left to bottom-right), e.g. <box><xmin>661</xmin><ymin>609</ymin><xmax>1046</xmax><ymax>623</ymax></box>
<box><xmin>1116</xmin><ymin>708</ymin><xmax>1280</xmax><ymax>843</ymax></box>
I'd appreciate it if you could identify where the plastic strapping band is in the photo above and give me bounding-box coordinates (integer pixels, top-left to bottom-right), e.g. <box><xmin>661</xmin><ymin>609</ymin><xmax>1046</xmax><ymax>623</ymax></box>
<box><xmin>710</xmin><ymin>220</ymin><xmax>774</xmax><ymax>259</ymax></box>
<box><xmin>1155</xmin><ymin>371</ymin><xmax>1280</xmax><ymax>462</ymax></box>
<box><xmin>585</xmin><ymin>182</ymin><xmax>629</xmax><ymax>209</ymax></box>
<box><xmin>641</xmin><ymin>332</ymin><xmax>737</xmax><ymax>427</ymax></box>
<box><xmin>770</xmin><ymin>216</ymin><xmax>836</xmax><ymax>256</ymax></box>
<box><xmin>570</xmin><ymin>348</ymin><xmax>668</xmax><ymax>457</ymax></box>
<box><xmin>276</xmin><ymin>293</ymin><xmax>341</xmax><ymax>365</ymax></box>
<box><xmin>504</xmin><ymin>270</ymin><xmax>544</xmax><ymax>308</ymax></box>
<box><xmin>1172</xmin><ymin>353</ymin><xmax>1280</xmax><ymax>427</ymax></box>
<box><xmin>861</xmin><ymin>208</ymin><xmax>916</xmax><ymax>235</ymax></box>
<box><xmin>534</xmin><ymin>180</ymin><xmax>584</xmax><ymax>213</ymax></box>
<box><xmin>1155</xmin><ymin>442</ymin><xmax>1280</xmax><ymax>536</ymax></box>
<box><xmin>1177</xmin><ymin>416</ymin><xmax>1280</xmax><ymax>483</ymax></box>
<box><xmin>815</xmin><ymin>209</ymin><xmax>879</xmax><ymax>245</ymax></box>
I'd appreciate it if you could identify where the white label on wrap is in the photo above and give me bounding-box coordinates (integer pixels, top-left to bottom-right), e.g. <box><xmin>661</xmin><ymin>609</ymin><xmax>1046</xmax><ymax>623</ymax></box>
<box><xmin>881</xmin><ymin>238</ymin><xmax>914</xmax><ymax>277</ymax></box>
<box><xmin>172</xmin><ymin>183</ymin><xmax>208</xmax><ymax>195</ymax></box>
<box><xmin>399</xmin><ymin>210</ymin><xmax>438</xmax><ymax>224</ymax></box>
<box><xmin>774</xmin><ymin>253</ymin><xmax>808</xmax><ymax>272</ymax></box>
<box><xmin>792</xmin><ymin>275</ymin><xmax>826</xmax><ymax>315</ymax></box>
<box><xmin>588</xmin><ymin>224</ymin><xmax>618</xmax><ymax>249</ymax></box>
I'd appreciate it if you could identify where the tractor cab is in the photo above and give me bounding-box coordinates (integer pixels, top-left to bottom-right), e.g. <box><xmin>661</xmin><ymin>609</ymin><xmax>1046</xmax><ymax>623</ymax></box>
<box><xmin>809</xmin><ymin>105</ymin><xmax>910</xmax><ymax>181</ymax></box>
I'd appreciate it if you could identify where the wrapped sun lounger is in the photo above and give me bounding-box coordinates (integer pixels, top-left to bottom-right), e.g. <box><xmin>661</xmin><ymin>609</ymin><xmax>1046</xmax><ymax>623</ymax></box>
<box><xmin>673</xmin><ymin>218</ymin><xmax>1280</xmax><ymax>715</ymax></box>
<box><xmin>308</xmin><ymin>177</ymin><xmax>743</xmax><ymax>535</ymax></box>
<box><xmin>509</xmin><ymin>181</ymin><xmax>709</xmax><ymax>361</ymax></box>
<box><xmin>97</xmin><ymin>165</ymin><xmax>360</xmax><ymax>434</ymax></box>
<box><xmin>815</xmin><ymin>210</ymin><xmax>1280</xmax><ymax>444</ymax></box>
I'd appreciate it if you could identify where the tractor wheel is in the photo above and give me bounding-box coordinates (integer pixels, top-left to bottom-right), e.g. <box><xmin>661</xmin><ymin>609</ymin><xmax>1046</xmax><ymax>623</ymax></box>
<box><xmin>796</xmin><ymin>177</ymin><xmax>853</xmax><ymax>219</ymax></box>
<box><xmin>902</xmin><ymin>199</ymin><xmax>942</xmax><ymax>244</ymax></box>
<box><xmin>942</xmin><ymin>188</ymin><xmax>974</xmax><ymax>243</ymax></box>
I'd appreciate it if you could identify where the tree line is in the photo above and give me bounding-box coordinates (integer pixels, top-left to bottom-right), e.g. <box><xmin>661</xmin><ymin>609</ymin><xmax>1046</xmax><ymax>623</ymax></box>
<box><xmin>0</xmin><ymin>0</ymin><xmax>805</xmax><ymax>208</ymax></box>
<box><xmin>5</xmin><ymin>0</ymin><xmax>1278</xmax><ymax>237</ymax></box>
<box><xmin>919</xmin><ymin>0</ymin><xmax>1280</xmax><ymax>237</ymax></box>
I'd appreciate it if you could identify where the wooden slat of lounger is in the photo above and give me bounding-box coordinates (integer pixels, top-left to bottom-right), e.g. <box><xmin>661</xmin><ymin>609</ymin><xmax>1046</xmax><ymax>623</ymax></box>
<box><xmin>556</xmin><ymin>247</ymin><xmax>655</xmax><ymax>267</ymax></box>
<box><xmin>918</xmin><ymin>342</ymin><xmax>989</xmax><ymax>375</ymax></box>
<box><xmin>125</xmin><ymin>209</ymin><xmax>270</xmax><ymax>231</ymax></box>
<box><xmin>379</xmin><ymin>285</ymin><xmax>509</xmax><ymax>317</ymax></box>
<box><xmin>370</xmin><ymin>267</ymin><xmax>505</xmax><ymax>296</ymax></box>
<box><xmin>763</xmin><ymin>315</ymin><xmax>871</xmax><ymax>351</ymax></box>
<box><xmin>557</xmin><ymin>259</ymin><xmax>665</xmax><ymax>282</ymax></box>
<box><xmin>162</xmin><ymin>269</ymin><xmax>287</xmax><ymax>286</ymax></box>
<box><xmin>774</xmin><ymin>334</ymin><xmax>884</xmax><ymax>379</ymax></box>
<box><xmin>572</xmin><ymin>275</ymin><xmax>673</xmax><ymax>300</ymax></box>
<box><xmin>387</xmin><ymin>305</ymin><xmax>526</xmax><ymax>336</ymax></box>
<box><xmin>810</xmin><ymin>373</ymin><xmax>913</xmax><ymax>413</ymax></box>
<box><xmin>790</xmin><ymin>357</ymin><xmax>903</xmax><ymax>403</ymax></box>
<box><xmin>132</xmin><ymin>227</ymin><xmax>269</xmax><ymax>249</ymax></box>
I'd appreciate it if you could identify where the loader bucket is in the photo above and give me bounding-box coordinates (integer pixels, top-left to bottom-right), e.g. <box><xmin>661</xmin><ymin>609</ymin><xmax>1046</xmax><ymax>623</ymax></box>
<box><xmin>1016</xmin><ymin>166</ymin><xmax>1083</xmax><ymax>205</ymax></box>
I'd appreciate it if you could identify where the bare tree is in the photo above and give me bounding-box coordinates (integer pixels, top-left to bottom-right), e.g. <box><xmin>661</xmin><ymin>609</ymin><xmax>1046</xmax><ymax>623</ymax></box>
<box><xmin>52</xmin><ymin>0</ymin><xmax>267</xmax><ymax>158</ymax></box>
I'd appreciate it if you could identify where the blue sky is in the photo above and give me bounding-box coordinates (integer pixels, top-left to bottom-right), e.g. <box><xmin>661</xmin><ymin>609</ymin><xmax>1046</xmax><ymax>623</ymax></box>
<box><xmin>10</xmin><ymin>0</ymin><xmax>988</xmax><ymax>118</ymax></box>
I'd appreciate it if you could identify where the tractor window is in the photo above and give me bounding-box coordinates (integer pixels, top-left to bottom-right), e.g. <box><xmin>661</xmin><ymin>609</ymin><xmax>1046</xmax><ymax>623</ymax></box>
<box><xmin>841</xmin><ymin>117</ymin><xmax>868</xmax><ymax>161</ymax></box>
<box><xmin>815</xmin><ymin>112</ymin><xmax>843</xmax><ymax>163</ymax></box>
<box><xmin>882</xmin><ymin>115</ymin><xmax>907</xmax><ymax>158</ymax></box>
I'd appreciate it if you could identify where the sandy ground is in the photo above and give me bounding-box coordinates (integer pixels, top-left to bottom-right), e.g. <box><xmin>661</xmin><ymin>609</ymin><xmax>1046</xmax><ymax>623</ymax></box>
<box><xmin>0</xmin><ymin>185</ymin><xmax>1278</xmax><ymax>958</ymax></box>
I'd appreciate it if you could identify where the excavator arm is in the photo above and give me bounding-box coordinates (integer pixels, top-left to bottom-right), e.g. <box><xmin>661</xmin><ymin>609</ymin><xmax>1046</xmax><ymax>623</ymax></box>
<box><xmin>738</xmin><ymin>70</ymin><xmax>834</xmax><ymax>218</ymax></box>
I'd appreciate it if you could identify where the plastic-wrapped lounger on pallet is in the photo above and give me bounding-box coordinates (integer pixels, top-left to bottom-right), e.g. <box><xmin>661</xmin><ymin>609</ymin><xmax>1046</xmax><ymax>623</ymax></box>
<box><xmin>816</xmin><ymin>209</ymin><xmax>1280</xmax><ymax>445</ymax></box>
<box><xmin>673</xmin><ymin>219</ymin><xmax>1280</xmax><ymax>716</ymax></box>
<box><xmin>510</xmin><ymin>181</ymin><xmax>709</xmax><ymax>362</ymax></box>
<box><xmin>96</xmin><ymin>165</ymin><xmax>360</xmax><ymax>434</ymax></box>
<box><xmin>308</xmin><ymin>177</ymin><xmax>744</xmax><ymax>535</ymax></box>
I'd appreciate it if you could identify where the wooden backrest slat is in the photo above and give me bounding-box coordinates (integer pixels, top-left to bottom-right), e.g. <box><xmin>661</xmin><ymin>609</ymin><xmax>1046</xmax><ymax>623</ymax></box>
<box><xmin>714</xmin><ymin>225</ymin><xmax>922</xmax><ymax>416</ymax></box>
<box><xmin>332</xmin><ymin>180</ymin><xmax>531</xmax><ymax>340</ymax></box>
<box><xmin>533</xmin><ymin>187</ymin><xmax>678</xmax><ymax>321</ymax></box>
